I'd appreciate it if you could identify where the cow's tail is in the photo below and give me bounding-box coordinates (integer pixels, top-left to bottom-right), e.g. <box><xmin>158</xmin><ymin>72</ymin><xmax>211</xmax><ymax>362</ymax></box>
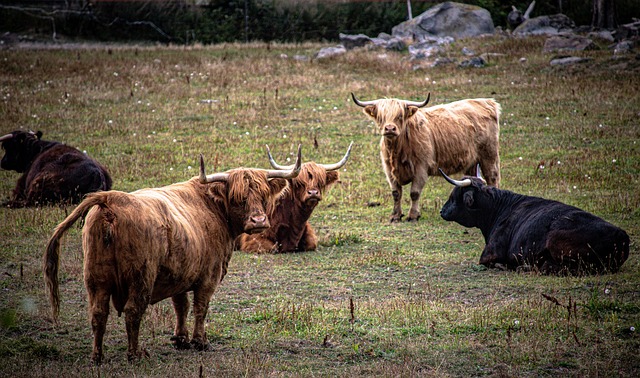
<box><xmin>44</xmin><ymin>193</ymin><xmax>107</xmax><ymax>323</ymax></box>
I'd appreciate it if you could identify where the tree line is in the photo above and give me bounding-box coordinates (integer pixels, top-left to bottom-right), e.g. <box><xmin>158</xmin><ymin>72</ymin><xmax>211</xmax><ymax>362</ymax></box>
<box><xmin>1</xmin><ymin>0</ymin><xmax>638</xmax><ymax>43</ymax></box>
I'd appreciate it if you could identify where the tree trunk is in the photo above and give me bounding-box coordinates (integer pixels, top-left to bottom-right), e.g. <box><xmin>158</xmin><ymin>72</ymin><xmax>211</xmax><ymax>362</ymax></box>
<box><xmin>592</xmin><ymin>0</ymin><xmax>617</xmax><ymax>29</ymax></box>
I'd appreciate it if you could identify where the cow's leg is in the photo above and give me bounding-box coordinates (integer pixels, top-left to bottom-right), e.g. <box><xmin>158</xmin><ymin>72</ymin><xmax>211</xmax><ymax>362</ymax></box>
<box><xmin>124</xmin><ymin>290</ymin><xmax>150</xmax><ymax>362</ymax></box>
<box><xmin>190</xmin><ymin>287</ymin><xmax>214</xmax><ymax>351</ymax></box>
<box><xmin>479</xmin><ymin>156</ymin><xmax>501</xmax><ymax>187</ymax></box>
<box><xmin>87</xmin><ymin>287</ymin><xmax>110</xmax><ymax>364</ymax></box>
<box><xmin>407</xmin><ymin>177</ymin><xmax>426</xmax><ymax>222</ymax></box>
<box><xmin>390</xmin><ymin>183</ymin><xmax>403</xmax><ymax>223</ymax></box>
<box><xmin>170</xmin><ymin>293</ymin><xmax>191</xmax><ymax>349</ymax></box>
<box><xmin>297</xmin><ymin>222</ymin><xmax>318</xmax><ymax>251</ymax></box>
<box><xmin>238</xmin><ymin>234</ymin><xmax>278</xmax><ymax>253</ymax></box>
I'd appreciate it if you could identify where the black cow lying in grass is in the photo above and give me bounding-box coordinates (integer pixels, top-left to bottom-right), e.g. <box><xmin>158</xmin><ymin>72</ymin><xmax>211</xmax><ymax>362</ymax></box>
<box><xmin>439</xmin><ymin>168</ymin><xmax>629</xmax><ymax>275</ymax></box>
<box><xmin>1</xmin><ymin>130</ymin><xmax>112</xmax><ymax>207</ymax></box>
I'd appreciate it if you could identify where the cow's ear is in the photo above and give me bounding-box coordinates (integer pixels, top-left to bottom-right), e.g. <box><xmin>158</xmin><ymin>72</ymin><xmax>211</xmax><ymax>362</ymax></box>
<box><xmin>206</xmin><ymin>182</ymin><xmax>227</xmax><ymax>204</ymax></box>
<box><xmin>406</xmin><ymin>106</ymin><xmax>419</xmax><ymax>118</ymax></box>
<box><xmin>463</xmin><ymin>191</ymin><xmax>475</xmax><ymax>208</ymax></box>
<box><xmin>364</xmin><ymin>105</ymin><xmax>377</xmax><ymax>118</ymax></box>
<box><xmin>35</xmin><ymin>131</ymin><xmax>43</xmax><ymax>139</ymax></box>
<box><xmin>268</xmin><ymin>178</ymin><xmax>288</xmax><ymax>197</ymax></box>
<box><xmin>325</xmin><ymin>171</ymin><xmax>339</xmax><ymax>186</ymax></box>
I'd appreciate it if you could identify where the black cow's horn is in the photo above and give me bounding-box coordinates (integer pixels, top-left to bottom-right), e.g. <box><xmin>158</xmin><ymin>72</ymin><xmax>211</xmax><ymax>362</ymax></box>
<box><xmin>0</xmin><ymin>133</ymin><xmax>14</xmax><ymax>142</ymax></box>
<box><xmin>439</xmin><ymin>168</ymin><xmax>472</xmax><ymax>187</ymax></box>
<box><xmin>474</xmin><ymin>164</ymin><xmax>487</xmax><ymax>184</ymax></box>
<box><xmin>351</xmin><ymin>93</ymin><xmax>378</xmax><ymax>107</ymax></box>
<box><xmin>320</xmin><ymin>141</ymin><xmax>353</xmax><ymax>171</ymax></box>
<box><xmin>403</xmin><ymin>93</ymin><xmax>431</xmax><ymax>108</ymax></box>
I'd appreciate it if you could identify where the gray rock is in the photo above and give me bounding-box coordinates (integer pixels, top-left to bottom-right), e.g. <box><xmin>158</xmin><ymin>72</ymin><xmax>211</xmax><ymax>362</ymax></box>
<box><xmin>588</xmin><ymin>30</ymin><xmax>615</xmax><ymax>42</ymax></box>
<box><xmin>513</xmin><ymin>14</ymin><xmax>575</xmax><ymax>36</ymax></box>
<box><xmin>614</xmin><ymin>40</ymin><xmax>634</xmax><ymax>56</ymax></box>
<box><xmin>459</xmin><ymin>56</ymin><xmax>486</xmax><ymax>68</ymax></box>
<box><xmin>392</xmin><ymin>2</ymin><xmax>494</xmax><ymax>40</ymax></box>
<box><xmin>549</xmin><ymin>56</ymin><xmax>591</xmax><ymax>65</ymax></box>
<box><xmin>384</xmin><ymin>38</ymin><xmax>406</xmax><ymax>51</ymax></box>
<box><xmin>339</xmin><ymin>33</ymin><xmax>372</xmax><ymax>50</ymax></box>
<box><xmin>408</xmin><ymin>42</ymin><xmax>444</xmax><ymax>60</ymax></box>
<box><xmin>314</xmin><ymin>45</ymin><xmax>347</xmax><ymax>60</ymax></box>
<box><xmin>543</xmin><ymin>34</ymin><xmax>595</xmax><ymax>53</ymax></box>
<box><xmin>462</xmin><ymin>47</ymin><xmax>475</xmax><ymax>56</ymax></box>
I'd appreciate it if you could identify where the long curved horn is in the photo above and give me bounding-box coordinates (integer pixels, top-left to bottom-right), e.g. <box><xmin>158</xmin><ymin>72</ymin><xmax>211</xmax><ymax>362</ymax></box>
<box><xmin>265</xmin><ymin>144</ymin><xmax>302</xmax><ymax>179</ymax></box>
<box><xmin>475</xmin><ymin>163</ymin><xmax>486</xmax><ymax>184</ymax></box>
<box><xmin>199</xmin><ymin>145</ymin><xmax>302</xmax><ymax>184</ymax></box>
<box><xmin>439</xmin><ymin>168</ymin><xmax>472</xmax><ymax>187</ymax></box>
<box><xmin>320</xmin><ymin>141</ymin><xmax>353</xmax><ymax>171</ymax></box>
<box><xmin>403</xmin><ymin>93</ymin><xmax>431</xmax><ymax>108</ymax></box>
<box><xmin>199</xmin><ymin>154</ymin><xmax>229</xmax><ymax>183</ymax></box>
<box><xmin>351</xmin><ymin>93</ymin><xmax>378</xmax><ymax>107</ymax></box>
<box><xmin>0</xmin><ymin>133</ymin><xmax>14</xmax><ymax>142</ymax></box>
<box><xmin>265</xmin><ymin>144</ymin><xmax>290</xmax><ymax>170</ymax></box>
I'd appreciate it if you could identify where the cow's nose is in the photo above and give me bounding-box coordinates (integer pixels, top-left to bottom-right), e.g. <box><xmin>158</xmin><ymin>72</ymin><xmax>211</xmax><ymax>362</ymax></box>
<box><xmin>308</xmin><ymin>189</ymin><xmax>319</xmax><ymax>196</ymax></box>
<box><xmin>384</xmin><ymin>124</ymin><xmax>396</xmax><ymax>133</ymax></box>
<box><xmin>250</xmin><ymin>214</ymin><xmax>267</xmax><ymax>225</ymax></box>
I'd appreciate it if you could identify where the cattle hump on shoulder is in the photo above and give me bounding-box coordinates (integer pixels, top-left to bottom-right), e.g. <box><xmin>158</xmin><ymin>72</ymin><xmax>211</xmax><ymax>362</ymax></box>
<box><xmin>44</xmin><ymin>147</ymin><xmax>302</xmax><ymax>363</ymax></box>
<box><xmin>352</xmin><ymin>93</ymin><xmax>501</xmax><ymax>223</ymax></box>
<box><xmin>439</xmin><ymin>168</ymin><xmax>630</xmax><ymax>275</ymax></box>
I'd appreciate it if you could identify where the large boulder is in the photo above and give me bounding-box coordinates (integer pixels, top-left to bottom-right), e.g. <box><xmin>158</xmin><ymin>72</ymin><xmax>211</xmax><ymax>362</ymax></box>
<box><xmin>513</xmin><ymin>14</ymin><xmax>575</xmax><ymax>36</ymax></box>
<box><xmin>392</xmin><ymin>2</ymin><xmax>494</xmax><ymax>41</ymax></box>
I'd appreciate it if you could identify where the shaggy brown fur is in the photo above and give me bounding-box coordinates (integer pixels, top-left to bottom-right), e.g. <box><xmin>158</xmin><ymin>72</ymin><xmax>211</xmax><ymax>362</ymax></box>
<box><xmin>44</xmin><ymin>170</ymin><xmax>288</xmax><ymax>363</ymax></box>
<box><xmin>237</xmin><ymin>162</ymin><xmax>340</xmax><ymax>253</ymax></box>
<box><xmin>1</xmin><ymin>130</ymin><xmax>112</xmax><ymax>207</ymax></box>
<box><xmin>361</xmin><ymin>97</ymin><xmax>501</xmax><ymax>222</ymax></box>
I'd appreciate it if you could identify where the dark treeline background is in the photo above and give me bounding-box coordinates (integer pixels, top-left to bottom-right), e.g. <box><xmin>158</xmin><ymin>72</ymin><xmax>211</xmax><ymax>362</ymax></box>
<box><xmin>1</xmin><ymin>0</ymin><xmax>639</xmax><ymax>43</ymax></box>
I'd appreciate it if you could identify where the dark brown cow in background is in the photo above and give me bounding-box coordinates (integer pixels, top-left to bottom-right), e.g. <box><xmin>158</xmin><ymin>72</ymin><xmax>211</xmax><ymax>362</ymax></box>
<box><xmin>1</xmin><ymin>130</ymin><xmax>112</xmax><ymax>207</ymax></box>
<box><xmin>352</xmin><ymin>93</ymin><xmax>501</xmax><ymax>222</ymax></box>
<box><xmin>44</xmin><ymin>147</ymin><xmax>302</xmax><ymax>363</ymax></box>
<box><xmin>237</xmin><ymin>142</ymin><xmax>352</xmax><ymax>253</ymax></box>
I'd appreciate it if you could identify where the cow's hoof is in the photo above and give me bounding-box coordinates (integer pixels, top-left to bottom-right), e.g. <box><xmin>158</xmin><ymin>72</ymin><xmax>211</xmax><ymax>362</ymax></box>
<box><xmin>406</xmin><ymin>216</ymin><xmax>420</xmax><ymax>222</ymax></box>
<box><xmin>171</xmin><ymin>335</ymin><xmax>191</xmax><ymax>350</ymax></box>
<box><xmin>127</xmin><ymin>349</ymin><xmax>150</xmax><ymax>362</ymax></box>
<box><xmin>190</xmin><ymin>339</ymin><xmax>211</xmax><ymax>351</ymax></box>
<box><xmin>494</xmin><ymin>263</ymin><xmax>507</xmax><ymax>271</ymax></box>
<box><xmin>389</xmin><ymin>214</ymin><xmax>403</xmax><ymax>223</ymax></box>
<box><xmin>90</xmin><ymin>353</ymin><xmax>103</xmax><ymax>365</ymax></box>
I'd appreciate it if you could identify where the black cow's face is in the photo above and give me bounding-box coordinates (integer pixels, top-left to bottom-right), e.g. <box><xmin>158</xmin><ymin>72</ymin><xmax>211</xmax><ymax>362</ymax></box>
<box><xmin>1</xmin><ymin>131</ymin><xmax>43</xmax><ymax>173</ymax></box>
<box><xmin>440</xmin><ymin>183</ymin><xmax>483</xmax><ymax>228</ymax></box>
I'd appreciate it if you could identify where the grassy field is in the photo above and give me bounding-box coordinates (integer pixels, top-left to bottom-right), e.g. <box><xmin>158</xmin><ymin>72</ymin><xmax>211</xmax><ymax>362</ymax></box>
<box><xmin>0</xmin><ymin>36</ymin><xmax>638</xmax><ymax>377</ymax></box>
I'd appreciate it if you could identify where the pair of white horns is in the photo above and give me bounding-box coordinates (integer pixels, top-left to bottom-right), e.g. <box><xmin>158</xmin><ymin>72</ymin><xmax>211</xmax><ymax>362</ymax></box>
<box><xmin>199</xmin><ymin>145</ymin><xmax>303</xmax><ymax>183</ymax></box>
<box><xmin>266</xmin><ymin>141</ymin><xmax>353</xmax><ymax>171</ymax></box>
<box><xmin>0</xmin><ymin>131</ymin><xmax>39</xmax><ymax>143</ymax></box>
<box><xmin>351</xmin><ymin>92</ymin><xmax>431</xmax><ymax>108</ymax></box>
<box><xmin>439</xmin><ymin>164</ymin><xmax>485</xmax><ymax>187</ymax></box>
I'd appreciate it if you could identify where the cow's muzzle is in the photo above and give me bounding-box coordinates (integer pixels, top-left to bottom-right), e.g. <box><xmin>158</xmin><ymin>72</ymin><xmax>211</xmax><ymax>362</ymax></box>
<box><xmin>304</xmin><ymin>189</ymin><xmax>321</xmax><ymax>205</ymax></box>
<box><xmin>245</xmin><ymin>214</ymin><xmax>270</xmax><ymax>234</ymax></box>
<box><xmin>382</xmin><ymin>124</ymin><xmax>399</xmax><ymax>138</ymax></box>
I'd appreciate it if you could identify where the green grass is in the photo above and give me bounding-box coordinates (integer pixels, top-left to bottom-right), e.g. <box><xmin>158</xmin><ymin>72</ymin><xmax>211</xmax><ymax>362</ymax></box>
<box><xmin>0</xmin><ymin>37</ymin><xmax>639</xmax><ymax>377</ymax></box>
